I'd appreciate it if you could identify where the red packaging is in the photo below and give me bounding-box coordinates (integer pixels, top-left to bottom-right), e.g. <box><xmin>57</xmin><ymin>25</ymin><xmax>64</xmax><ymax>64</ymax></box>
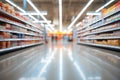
<box><xmin>0</xmin><ymin>1</ymin><xmax>3</xmax><ymax>7</ymax></box>
<box><xmin>115</xmin><ymin>1</ymin><xmax>120</xmax><ymax>10</ymax></box>
<box><xmin>0</xmin><ymin>42</ymin><xmax>6</xmax><ymax>49</ymax></box>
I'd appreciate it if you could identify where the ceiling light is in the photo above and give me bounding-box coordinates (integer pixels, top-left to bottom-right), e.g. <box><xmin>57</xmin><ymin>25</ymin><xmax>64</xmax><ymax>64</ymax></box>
<box><xmin>76</xmin><ymin>22</ymin><xmax>81</xmax><ymax>27</ymax></box>
<box><xmin>20</xmin><ymin>12</ymin><xmax>47</xmax><ymax>15</ymax></box>
<box><xmin>27</xmin><ymin>0</ymin><xmax>55</xmax><ymax>31</ymax></box>
<box><xmin>59</xmin><ymin>0</ymin><xmax>62</xmax><ymax>31</ymax></box>
<box><xmin>5</xmin><ymin>0</ymin><xmax>25</xmax><ymax>12</ymax></box>
<box><xmin>5</xmin><ymin>0</ymin><xmax>52</xmax><ymax>31</ymax></box>
<box><xmin>86</xmin><ymin>12</ymin><xmax>101</xmax><ymax>15</ymax></box>
<box><xmin>28</xmin><ymin>15</ymin><xmax>38</xmax><ymax>21</ymax></box>
<box><xmin>67</xmin><ymin>0</ymin><xmax>94</xmax><ymax>29</ymax></box>
<box><xmin>33</xmin><ymin>20</ymin><xmax>52</xmax><ymax>23</ymax></box>
<box><xmin>95</xmin><ymin>0</ymin><xmax>115</xmax><ymax>12</ymax></box>
<box><xmin>5</xmin><ymin>0</ymin><xmax>39</xmax><ymax>21</ymax></box>
<box><xmin>43</xmin><ymin>24</ymin><xmax>53</xmax><ymax>32</ymax></box>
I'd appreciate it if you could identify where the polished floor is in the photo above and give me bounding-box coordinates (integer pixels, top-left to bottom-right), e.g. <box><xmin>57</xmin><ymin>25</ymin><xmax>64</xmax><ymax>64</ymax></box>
<box><xmin>0</xmin><ymin>40</ymin><xmax>120</xmax><ymax>80</ymax></box>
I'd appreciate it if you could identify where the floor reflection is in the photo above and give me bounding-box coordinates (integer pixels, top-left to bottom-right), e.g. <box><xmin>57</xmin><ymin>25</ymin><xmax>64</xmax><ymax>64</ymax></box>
<box><xmin>0</xmin><ymin>40</ymin><xmax>120</xmax><ymax>80</ymax></box>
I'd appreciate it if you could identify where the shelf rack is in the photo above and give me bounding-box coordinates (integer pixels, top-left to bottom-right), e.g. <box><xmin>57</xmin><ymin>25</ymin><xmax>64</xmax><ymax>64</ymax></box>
<box><xmin>0</xmin><ymin>42</ymin><xmax>43</xmax><ymax>53</ymax></box>
<box><xmin>76</xmin><ymin>3</ymin><xmax>120</xmax><ymax>51</ymax></box>
<box><xmin>0</xmin><ymin>38</ymin><xmax>42</xmax><ymax>41</ymax></box>
<box><xmin>0</xmin><ymin>9</ymin><xmax>42</xmax><ymax>31</ymax></box>
<box><xmin>77</xmin><ymin>9</ymin><xmax>120</xmax><ymax>33</ymax></box>
<box><xmin>81</xmin><ymin>36</ymin><xmax>120</xmax><ymax>40</ymax></box>
<box><xmin>0</xmin><ymin>30</ymin><xmax>42</xmax><ymax>37</ymax></box>
<box><xmin>78</xmin><ymin>41</ymin><xmax>120</xmax><ymax>50</ymax></box>
<box><xmin>0</xmin><ymin>18</ymin><xmax>42</xmax><ymax>33</ymax></box>
<box><xmin>0</xmin><ymin>8</ymin><xmax>44</xmax><ymax>53</ymax></box>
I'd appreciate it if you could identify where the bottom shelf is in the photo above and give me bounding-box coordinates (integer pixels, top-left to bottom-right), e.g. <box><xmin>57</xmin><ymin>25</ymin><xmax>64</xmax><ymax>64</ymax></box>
<box><xmin>77</xmin><ymin>41</ymin><xmax>120</xmax><ymax>51</ymax></box>
<box><xmin>0</xmin><ymin>42</ymin><xmax>44</xmax><ymax>53</ymax></box>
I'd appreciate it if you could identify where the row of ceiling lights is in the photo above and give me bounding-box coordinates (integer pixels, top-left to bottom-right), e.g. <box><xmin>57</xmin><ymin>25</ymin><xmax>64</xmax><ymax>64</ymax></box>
<box><xmin>5</xmin><ymin>0</ymin><xmax>115</xmax><ymax>33</ymax></box>
<box><xmin>5</xmin><ymin>0</ymin><xmax>55</xmax><ymax>32</ymax></box>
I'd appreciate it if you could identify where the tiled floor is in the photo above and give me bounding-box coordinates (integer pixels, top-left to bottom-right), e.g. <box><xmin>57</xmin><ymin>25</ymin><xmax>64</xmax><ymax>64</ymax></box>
<box><xmin>0</xmin><ymin>41</ymin><xmax>120</xmax><ymax>80</ymax></box>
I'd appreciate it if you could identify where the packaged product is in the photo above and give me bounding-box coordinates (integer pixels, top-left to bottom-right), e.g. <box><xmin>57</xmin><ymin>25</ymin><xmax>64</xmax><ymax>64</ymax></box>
<box><xmin>6</xmin><ymin>24</ymin><xmax>12</xmax><ymax>30</ymax></box>
<box><xmin>115</xmin><ymin>1</ymin><xmax>120</xmax><ymax>10</ymax></box>
<box><xmin>0</xmin><ymin>41</ymin><xmax>6</xmax><ymax>49</ymax></box>
<box><xmin>0</xmin><ymin>1</ymin><xmax>3</xmax><ymax>8</ymax></box>
<box><xmin>0</xmin><ymin>25</ymin><xmax>6</xmax><ymax>30</ymax></box>
<box><xmin>0</xmin><ymin>31</ymin><xmax>6</xmax><ymax>39</ymax></box>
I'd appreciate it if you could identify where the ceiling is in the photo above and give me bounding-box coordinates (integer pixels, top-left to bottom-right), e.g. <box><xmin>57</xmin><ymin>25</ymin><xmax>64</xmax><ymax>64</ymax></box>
<box><xmin>4</xmin><ymin>0</ymin><xmax>119</xmax><ymax>30</ymax></box>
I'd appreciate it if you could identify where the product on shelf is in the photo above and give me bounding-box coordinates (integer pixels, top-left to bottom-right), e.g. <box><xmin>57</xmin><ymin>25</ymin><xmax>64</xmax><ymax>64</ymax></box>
<box><xmin>6</xmin><ymin>24</ymin><xmax>12</xmax><ymax>30</ymax></box>
<box><xmin>77</xmin><ymin>1</ymin><xmax>120</xmax><ymax>48</ymax></box>
<box><xmin>108</xmin><ymin>40</ymin><xmax>120</xmax><ymax>46</ymax></box>
<box><xmin>103</xmin><ymin>1</ymin><xmax>120</xmax><ymax>17</ymax></box>
<box><xmin>0</xmin><ymin>1</ymin><xmax>3</xmax><ymax>8</ymax></box>
<box><xmin>0</xmin><ymin>1</ymin><xmax>43</xmax><ymax>51</ymax></box>
<box><xmin>0</xmin><ymin>31</ymin><xmax>6</xmax><ymax>39</ymax></box>
<box><xmin>94</xmin><ymin>39</ymin><xmax>120</xmax><ymax>46</ymax></box>
<box><xmin>0</xmin><ymin>41</ymin><xmax>6</xmax><ymax>49</ymax></box>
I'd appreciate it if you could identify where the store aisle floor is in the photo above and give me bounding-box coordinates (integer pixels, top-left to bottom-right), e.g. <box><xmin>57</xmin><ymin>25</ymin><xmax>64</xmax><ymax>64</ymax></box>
<box><xmin>0</xmin><ymin>41</ymin><xmax>120</xmax><ymax>80</ymax></box>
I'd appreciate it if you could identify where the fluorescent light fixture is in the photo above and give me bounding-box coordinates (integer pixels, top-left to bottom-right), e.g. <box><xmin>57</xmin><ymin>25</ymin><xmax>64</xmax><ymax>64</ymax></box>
<box><xmin>46</xmin><ymin>27</ymin><xmax>52</xmax><ymax>32</ymax></box>
<box><xmin>28</xmin><ymin>15</ymin><xmax>38</xmax><ymax>21</ymax></box>
<box><xmin>20</xmin><ymin>12</ymin><xmax>47</xmax><ymax>15</ymax></box>
<box><xmin>44</xmin><ymin>24</ymin><xmax>53</xmax><ymax>32</ymax></box>
<box><xmin>95</xmin><ymin>0</ymin><xmax>115</xmax><ymax>12</ymax></box>
<box><xmin>40</xmin><ymin>23</ymin><xmax>44</xmax><ymax>27</ymax></box>
<box><xmin>33</xmin><ymin>20</ymin><xmax>52</xmax><ymax>23</ymax></box>
<box><xmin>67</xmin><ymin>0</ymin><xmax>94</xmax><ymax>29</ymax></box>
<box><xmin>76</xmin><ymin>22</ymin><xmax>81</xmax><ymax>27</ymax></box>
<box><xmin>6</xmin><ymin>0</ymin><xmax>53</xmax><ymax>32</ymax></box>
<box><xmin>59</xmin><ymin>0</ymin><xmax>62</xmax><ymax>31</ymax></box>
<box><xmin>86</xmin><ymin>12</ymin><xmax>101</xmax><ymax>15</ymax></box>
<box><xmin>27</xmin><ymin>0</ymin><xmax>55</xmax><ymax>31</ymax></box>
<box><xmin>5</xmin><ymin>0</ymin><xmax>39</xmax><ymax>23</ymax></box>
<box><xmin>5</xmin><ymin>0</ymin><xmax>25</xmax><ymax>12</ymax></box>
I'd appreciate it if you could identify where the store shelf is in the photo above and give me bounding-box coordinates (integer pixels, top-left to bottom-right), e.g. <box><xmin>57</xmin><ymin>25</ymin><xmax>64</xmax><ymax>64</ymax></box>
<box><xmin>104</xmin><ymin>9</ymin><xmax>120</xmax><ymax>19</ymax></box>
<box><xmin>0</xmin><ymin>9</ymin><xmax>42</xmax><ymax>31</ymax></box>
<box><xmin>77</xmin><ymin>10</ymin><xmax>120</xmax><ymax>34</ymax></box>
<box><xmin>88</xmin><ymin>9</ymin><xmax>120</xmax><ymax>26</ymax></box>
<box><xmin>0</xmin><ymin>38</ymin><xmax>41</xmax><ymax>41</ymax></box>
<box><xmin>89</xmin><ymin>18</ymin><xmax>102</xmax><ymax>26</ymax></box>
<box><xmin>0</xmin><ymin>30</ymin><xmax>41</xmax><ymax>37</ymax></box>
<box><xmin>0</xmin><ymin>42</ymin><xmax>44</xmax><ymax>53</ymax></box>
<box><xmin>77</xmin><ymin>26</ymin><xmax>87</xmax><ymax>31</ymax></box>
<box><xmin>0</xmin><ymin>18</ymin><xmax>42</xmax><ymax>33</ymax></box>
<box><xmin>87</xmin><ymin>18</ymin><xmax>120</xmax><ymax>32</ymax></box>
<box><xmin>78</xmin><ymin>41</ymin><xmax>120</xmax><ymax>50</ymax></box>
<box><xmin>81</xmin><ymin>27</ymin><xmax>120</xmax><ymax>36</ymax></box>
<box><xmin>81</xmin><ymin>36</ymin><xmax>120</xmax><ymax>40</ymax></box>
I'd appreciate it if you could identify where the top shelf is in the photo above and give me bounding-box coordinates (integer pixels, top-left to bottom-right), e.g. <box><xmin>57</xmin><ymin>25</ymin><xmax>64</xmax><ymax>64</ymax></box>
<box><xmin>77</xmin><ymin>9</ymin><xmax>120</xmax><ymax>32</ymax></box>
<box><xmin>0</xmin><ymin>9</ymin><xmax>42</xmax><ymax>31</ymax></box>
<box><xmin>89</xmin><ymin>9</ymin><xmax>120</xmax><ymax>26</ymax></box>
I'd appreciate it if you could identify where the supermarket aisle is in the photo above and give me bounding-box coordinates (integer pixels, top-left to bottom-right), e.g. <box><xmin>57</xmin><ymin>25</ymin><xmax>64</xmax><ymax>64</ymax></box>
<box><xmin>0</xmin><ymin>41</ymin><xmax>120</xmax><ymax>80</ymax></box>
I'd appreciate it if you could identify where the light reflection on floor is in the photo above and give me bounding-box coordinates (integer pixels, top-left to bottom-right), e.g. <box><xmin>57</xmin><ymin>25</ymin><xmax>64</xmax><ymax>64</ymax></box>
<box><xmin>0</xmin><ymin>40</ymin><xmax>120</xmax><ymax>80</ymax></box>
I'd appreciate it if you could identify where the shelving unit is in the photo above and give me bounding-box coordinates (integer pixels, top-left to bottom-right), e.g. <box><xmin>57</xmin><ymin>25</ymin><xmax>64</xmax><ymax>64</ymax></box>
<box><xmin>0</xmin><ymin>9</ymin><xmax>42</xmax><ymax>32</ymax></box>
<box><xmin>76</xmin><ymin>1</ymin><xmax>120</xmax><ymax>50</ymax></box>
<box><xmin>0</xmin><ymin>3</ymin><xmax>44</xmax><ymax>53</ymax></box>
<box><xmin>78</xmin><ymin>41</ymin><xmax>120</xmax><ymax>50</ymax></box>
<box><xmin>0</xmin><ymin>42</ymin><xmax>43</xmax><ymax>53</ymax></box>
